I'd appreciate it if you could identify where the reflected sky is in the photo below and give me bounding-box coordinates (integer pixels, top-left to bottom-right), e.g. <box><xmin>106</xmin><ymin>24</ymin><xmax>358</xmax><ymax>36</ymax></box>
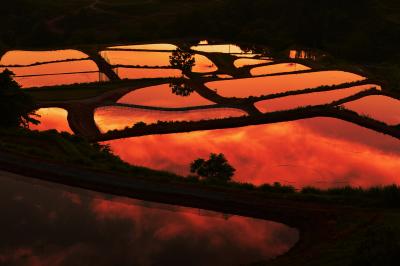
<box><xmin>233</xmin><ymin>58</ymin><xmax>272</xmax><ymax>68</ymax></box>
<box><xmin>206</xmin><ymin>71</ymin><xmax>365</xmax><ymax>98</ymax></box>
<box><xmin>13</xmin><ymin>72</ymin><xmax>106</xmax><ymax>88</ymax></box>
<box><xmin>108</xmin><ymin>44</ymin><xmax>178</xmax><ymax>51</ymax></box>
<box><xmin>0</xmin><ymin>60</ymin><xmax>105</xmax><ymax>88</ymax></box>
<box><xmin>0</xmin><ymin>50</ymin><xmax>88</xmax><ymax>65</ymax></box>
<box><xmin>255</xmin><ymin>84</ymin><xmax>379</xmax><ymax>113</ymax></box>
<box><xmin>105</xmin><ymin>118</ymin><xmax>400</xmax><ymax>188</ymax></box>
<box><xmin>191</xmin><ymin>44</ymin><xmax>249</xmax><ymax>54</ymax></box>
<box><xmin>100</xmin><ymin>51</ymin><xmax>217</xmax><ymax>73</ymax></box>
<box><xmin>250</xmin><ymin>63</ymin><xmax>311</xmax><ymax>76</ymax></box>
<box><xmin>343</xmin><ymin>95</ymin><xmax>400</xmax><ymax>125</ymax></box>
<box><xmin>0</xmin><ymin>60</ymin><xmax>98</xmax><ymax>76</ymax></box>
<box><xmin>95</xmin><ymin>107</ymin><xmax>246</xmax><ymax>133</ymax></box>
<box><xmin>115</xmin><ymin>68</ymin><xmax>182</xmax><ymax>79</ymax></box>
<box><xmin>0</xmin><ymin>171</ymin><xmax>298</xmax><ymax>266</ymax></box>
<box><xmin>29</xmin><ymin>108</ymin><xmax>72</xmax><ymax>133</ymax></box>
<box><xmin>118</xmin><ymin>84</ymin><xmax>214</xmax><ymax>108</ymax></box>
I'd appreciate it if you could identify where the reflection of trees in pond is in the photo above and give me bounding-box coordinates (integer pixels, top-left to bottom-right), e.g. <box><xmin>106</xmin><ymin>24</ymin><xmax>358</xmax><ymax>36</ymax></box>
<box><xmin>169</xmin><ymin>48</ymin><xmax>195</xmax><ymax>73</ymax></box>
<box><xmin>169</xmin><ymin>79</ymin><xmax>195</xmax><ymax>97</ymax></box>
<box><xmin>191</xmin><ymin>153</ymin><xmax>236</xmax><ymax>183</ymax></box>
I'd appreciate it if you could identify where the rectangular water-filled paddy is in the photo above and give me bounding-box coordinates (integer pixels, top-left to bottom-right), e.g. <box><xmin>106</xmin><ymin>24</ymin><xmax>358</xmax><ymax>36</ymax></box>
<box><xmin>250</xmin><ymin>63</ymin><xmax>311</xmax><ymax>76</ymax></box>
<box><xmin>0</xmin><ymin>50</ymin><xmax>89</xmax><ymax>66</ymax></box>
<box><xmin>255</xmin><ymin>84</ymin><xmax>379</xmax><ymax>113</ymax></box>
<box><xmin>117</xmin><ymin>84</ymin><xmax>215</xmax><ymax>108</ymax></box>
<box><xmin>95</xmin><ymin>107</ymin><xmax>246</xmax><ymax>133</ymax></box>
<box><xmin>343</xmin><ymin>95</ymin><xmax>400</xmax><ymax>125</ymax></box>
<box><xmin>0</xmin><ymin>60</ymin><xmax>99</xmax><ymax>76</ymax></box>
<box><xmin>234</xmin><ymin>58</ymin><xmax>273</xmax><ymax>68</ymax></box>
<box><xmin>105</xmin><ymin>118</ymin><xmax>400</xmax><ymax>189</ymax></box>
<box><xmin>206</xmin><ymin>71</ymin><xmax>365</xmax><ymax>98</ymax></box>
<box><xmin>191</xmin><ymin>44</ymin><xmax>250</xmax><ymax>54</ymax></box>
<box><xmin>100</xmin><ymin>51</ymin><xmax>217</xmax><ymax>73</ymax></box>
<box><xmin>0</xmin><ymin>171</ymin><xmax>298</xmax><ymax>266</ymax></box>
<box><xmin>115</xmin><ymin>68</ymin><xmax>182</xmax><ymax>79</ymax></box>
<box><xmin>14</xmin><ymin>72</ymin><xmax>107</xmax><ymax>88</ymax></box>
<box><xmin>108</xmin><ymin>43</ymin><xmax>178</xmax><ymax>51</ymax></box>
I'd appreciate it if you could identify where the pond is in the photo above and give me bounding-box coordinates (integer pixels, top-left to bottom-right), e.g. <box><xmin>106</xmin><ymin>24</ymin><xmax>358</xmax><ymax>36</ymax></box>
<box><xmin>108</xmin><ymin>43</ymin><xmax>178</xmax><ymax>51</ymax></box>
<box><xmin>255</xmin><ymin>84</ymin><xmax>380</xmax><ymax>113</ymax></box>
<box><xmin>250</xmin><ymin>63</ymin><xmax>311</xmax><ymax>76</ymax></box>
<box><xmin>234</xmin><ymin>58</ymin><xmax>273</xmax><ymax>68</ymax></box>
<box><xmin>94</xmin><ymin>107</ymin><xmax>247</xmax><ymax>133</ymax></box>
<box><xmin>205</xmin><ymin>71</ymin><xmax>365</xmax><ymax>98</ymax></box>
<box><xmin>13</xmin><ymin>72</ymin><xmax>107</xmax><ymax>88</ymax></box>
<box><xmin>191</xmin><ymin>44</ymin><xmax>251</xmax><ymax>54</ymax></box>
<box><xmin>117</xmin><ymin>84</ymin><xmax>214</xmax><ymax>108</ymax></box>
<box><xmin>343</xmin><ymin>95</ymin><xmax>400</xmax><ymax>125</ymax></box>
<box><xmin>114</xmin><ymin>67</ymin><xmax>182</xmax><ymax>79</ymax></box>
<box><xmin>100</xmin><ymin>51</ymin><xmax>217</xmax><ymax>73</ymax></box>
<box><xmin>0</xmin><ymin>60</ymin><xmax>106</xmax><ymax>88</ymax></box>
<box><xmin>29</xmin><ymin>108</ymin><xmax>72</xmax><ymax>133</ymax></box>
<box><xmin>0</xmin><ymin>50</ymin><xmax>88</xmax><ymax>65</ymax></box>
<box><xmin>104</xmin><ymin>118</ymin><xmax>400</xmax><ymax>189</ymax></box>
<box><xmin>0</xmin><ymin>171</ymin><xmax>299</xmax><ymax>266</ymax></box>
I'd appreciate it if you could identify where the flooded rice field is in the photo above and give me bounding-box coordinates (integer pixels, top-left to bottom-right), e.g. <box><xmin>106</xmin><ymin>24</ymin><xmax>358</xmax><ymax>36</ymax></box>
<box><xmin>6</xmin><ymin>41</ymin><xmax>399</xmax><ymax>189</ymax></box>
<box><xmin>205</xmin><ymin>71</ymin><xmax>365</xmax><ymax>98</ymax></box>
<box><xmin>0</xmin><ymin>171</ymin><xmax>299</xmax><ymax>265</ymax></box>
<box><xmin>104</xmin><ymin>118</ymin><xmax>400</xmax><ymax>188</ymax></box>
<box><xmin>94</xmin><ymin>107</ymin><xmax>246</xmax><ymax>133</ymax></box>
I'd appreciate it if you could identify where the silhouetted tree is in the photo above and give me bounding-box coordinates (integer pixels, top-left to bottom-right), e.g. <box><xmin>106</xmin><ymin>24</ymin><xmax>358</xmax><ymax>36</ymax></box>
<box><xmin>190</xmin><ymin>153</ymin><xmax>235</xmax><ymax>183</ymax></box>
<box><xmin>169</xmin><ymin>48</ymin><xmax>195</xmax><ymax>73</ymax></box>
<box><xmin>169</xmin><ymin>79</ymin><xmax>195</xmax><ymax>97</ymax></box>
<box><xmin>0</xmin><ymin>69</ymin><xmax>38</xmax><ymax>128</ymax></box>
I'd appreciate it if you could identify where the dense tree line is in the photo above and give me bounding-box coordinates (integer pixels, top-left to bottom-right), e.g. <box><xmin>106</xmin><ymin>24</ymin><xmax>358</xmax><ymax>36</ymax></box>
<box><xmin>2</xmin><ymin>0</ymin><xmax>400</xmax><ymax>64</ymax></box>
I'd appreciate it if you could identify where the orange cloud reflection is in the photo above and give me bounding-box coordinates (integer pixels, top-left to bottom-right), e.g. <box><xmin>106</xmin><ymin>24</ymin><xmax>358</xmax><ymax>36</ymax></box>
<box><xmin>206</xmin><ymin>71</ymin><xmax>365</xmax><ymax>98</ymax></box>
<box><xmin>105</xmin><ymin>118</ymin><xmax>400</xmax><ymax>188</ymax></box>
<box><xmin>30</xmin><ymin>108</ymin><xmax>72</xmax><ymax>133</ymax></box>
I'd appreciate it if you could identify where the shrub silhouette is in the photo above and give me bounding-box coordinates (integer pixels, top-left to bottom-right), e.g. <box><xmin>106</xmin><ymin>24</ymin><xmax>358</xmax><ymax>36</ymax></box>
<box><xmin>169</xmin><ymin>48</ymin><xmax>195</xmax><ymax>73</ymax></box>
<box><xmin>190</xmin><ymin>153</ymin><xmax>235</xmax><ymax>183</ymax></box>
<box><xmin>0</xmin><ymin>69</ymin><xmax>38</xmax><ymax>128</ymax></box>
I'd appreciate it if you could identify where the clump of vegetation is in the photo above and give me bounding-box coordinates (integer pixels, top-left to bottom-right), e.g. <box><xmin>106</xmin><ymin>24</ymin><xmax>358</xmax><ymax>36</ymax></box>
<box><xmin>0</xmin><ymin>69</ymin><xmax>38</xmax><ymax>128</ymax></box>
<box><xmin>169</xmin><ymin>48</ymin><xmax>195</xmax><ymax>73</ymax></box>
<box><xmin>190</xmin><ymin>153</ymin><xmax>235</xmax><ymax>183</ymax></box>
<box><xmin>260</xmin><ymin>182</ymin><xmax>296</xmax><ymax>193</ymax></box>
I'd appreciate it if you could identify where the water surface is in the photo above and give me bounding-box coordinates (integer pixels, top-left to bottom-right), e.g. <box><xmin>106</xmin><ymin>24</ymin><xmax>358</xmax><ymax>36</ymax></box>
<box><xmin>206</xmin><ymin>71</ymin><xmax>365</xmax><ymax>98</ymax></box>
<box><xmin>100</xmin><ymin>51</ymin><xmax>217</xmax><ymax>73</ymax></box>
<box><xmin>0</xmin><ymin>50</ymin><xmax>88</xmax><ymax>65</ymax></box>
<box><xmin>191</xmin><ymin>44</ymin><xmax>249</xmax><ymax>54</ymax></box>
<box><xmin>343</xmin><ymin>95</ymin><xmax>400</xmax><ymax>125</ymax></box>
<box><xmin>108</xmin><ymin>44</ymin><xmax>178</xmax><ymax>51</ymax></box>
<box><xmin>95</xmin><ymin>107</ymin><xmax>246</xmax><ymax>132</ymax></box>
<box><xmin>0</xmin><ymin>60</ymin><xmax>98</xmax><ymax>76</ymax></box>
<box><xmin>0</xmin><ymin>171</ymin><xmax>299</xmax><ymax>266</ymax></box>
<box><xmin>30</xmin><ymin>108</ymin><xmax>72</xmax><ymax>133</ymax></box>
<box><xmin>250</xmin><ymin>63</ymin><xmax>311</xmax><ymax>76</ymax></box>
<box><xmin>115</xmin><ymin>68</ymin><xmax>182</xmax><ymax>79</ymax></box>
<box><xmin>14</xmin><ymin>72</ymin><xmax>107</xmax><ymax>88</ymax></box>
<box><xmin>118</xmin><ymin>84</ymin><xmax>214</xmax><ymax>108</ymax></box>
<box><xmin>105</xmin><ymin>118</ymin><xmax>400</xmax><ymax>188</ymax></box>
<box><xmin>234</xmin><ymin>59</ymin><xmax>272</xmax><ymax>68</ymax></box>
<box><xmin>255</xmin><ymin>84</ymin><xmax>379</xmax><ymax>113</ymax></box>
